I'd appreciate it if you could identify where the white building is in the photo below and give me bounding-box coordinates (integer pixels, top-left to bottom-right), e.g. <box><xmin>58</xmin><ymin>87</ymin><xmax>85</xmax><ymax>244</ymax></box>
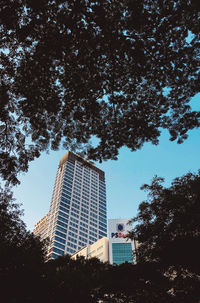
<box><xmin>71</xmin><ymin>219</ymin><xmax>137</xmax><ymax>265</ymax></box>
<box><xmin>35</xmin><ymin>152</ymin><xmax>107</xmax><ymax>259</ymax></box>
<box><xmin>108</xmin><ymin>219</ymin><xmax>135</xmax><ymax>265</ymax></box>
<box><xmin>71</xmin><ymin>236</ymin><xmax>109</xmax><ymax>263</ymax></box>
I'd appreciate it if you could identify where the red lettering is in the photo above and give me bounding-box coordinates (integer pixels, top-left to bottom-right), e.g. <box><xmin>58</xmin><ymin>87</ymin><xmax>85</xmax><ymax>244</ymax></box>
<box><xmin>118</xmin><ymin>232</ymin><xmax>128</xmax><ymax>238</ymax></box>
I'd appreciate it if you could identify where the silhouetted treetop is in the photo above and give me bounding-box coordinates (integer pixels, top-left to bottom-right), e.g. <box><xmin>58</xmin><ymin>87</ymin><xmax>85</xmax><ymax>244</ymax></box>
<box><xmin>129</xmin><ymin>171</ymin><xmax>200</xmax><ymax>273</ymax></box>
<box><xmin>1</xmin><ymin>0</ymin><xmax>200</xmax><ymax>184</ymax></box>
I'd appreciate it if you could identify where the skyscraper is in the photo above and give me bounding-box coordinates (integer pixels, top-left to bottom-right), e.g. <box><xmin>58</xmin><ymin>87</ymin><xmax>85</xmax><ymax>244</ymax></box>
<box><xmin>34</xmin><ymin>152</ymin><xmax>107</xmax><ymax>259</ymax></box>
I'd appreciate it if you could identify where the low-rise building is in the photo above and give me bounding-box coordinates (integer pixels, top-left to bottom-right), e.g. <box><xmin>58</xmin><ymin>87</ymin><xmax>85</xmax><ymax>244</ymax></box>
<box><xmin>71</xmin><ymin>236</ymin><xmax>109</xmax><ymax>263</ymax></box>
<box><xmin>108</xmin><ymin>218</ymin><xmax>135</xmax><ymax>265</ymax></box>
<box><xmin>71</xmin><ymin>219</ymin><xmax>137</xmax><ymax>265</ymax></box>
<box><xmin>34</xmin><ymin>213</ymin><xmax>49</xmax><ymax>241</ymax></box>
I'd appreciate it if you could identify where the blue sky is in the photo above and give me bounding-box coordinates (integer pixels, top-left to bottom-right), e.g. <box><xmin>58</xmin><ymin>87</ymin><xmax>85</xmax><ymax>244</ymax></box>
<box><xmin>13</xmin><ymin>94</ymin><xmax>200</xmax><ymax>232</ymax></box>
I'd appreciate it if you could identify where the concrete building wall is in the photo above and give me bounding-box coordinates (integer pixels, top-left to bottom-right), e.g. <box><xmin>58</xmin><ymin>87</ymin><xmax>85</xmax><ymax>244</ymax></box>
<box><xmin>71</xmin><ymin>237</ymin><xmax>109</xmax><ymax>263</ymax></box>
<box><xmin>71</xmin><ymin>245</ymin><xmax>88</xmax><ymax>259</ymax></box>
<box><xmin>34</xmin><ymin>213</ymin><xmax>49</xmax><ymax>241</ymax></box>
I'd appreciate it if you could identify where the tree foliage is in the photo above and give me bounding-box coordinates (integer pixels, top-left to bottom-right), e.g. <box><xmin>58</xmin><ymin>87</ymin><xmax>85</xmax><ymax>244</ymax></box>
<box><xmin>0</xmin><ymin>185</ymin><xmax>46</xmax><ymax>260</ymax></box>
<box><xmin>0</xmin><ymin>186</ymin><xmax>47</xmax><ymax>302</ymax></box>
<box><xmin>129</xmin><ymin>171</ymin><xmax>200</xmax><ymax>302</ymax></box>
<box><xmin>0</xmin><ymin>0</ymin><xmax>199</xmax><ymax>184</ymax></box>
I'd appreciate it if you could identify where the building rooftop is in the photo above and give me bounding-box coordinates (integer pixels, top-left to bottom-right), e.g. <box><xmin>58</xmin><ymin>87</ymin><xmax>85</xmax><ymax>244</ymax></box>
<box><xmin>59</xmin><ymin>151</ymin><xmax>105</xmax><ymax>180</ymax></box>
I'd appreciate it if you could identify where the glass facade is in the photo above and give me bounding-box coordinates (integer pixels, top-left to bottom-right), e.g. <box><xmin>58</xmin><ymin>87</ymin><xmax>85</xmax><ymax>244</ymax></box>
<box><xmin>112</xmin><ymin>243</ymin><xmax>132</xmax><ymax>265</ymax></box>
<box><xmin>45</xmin><ymin>152</ymin><xmax>107</xmax><ymax>259</ymax></box>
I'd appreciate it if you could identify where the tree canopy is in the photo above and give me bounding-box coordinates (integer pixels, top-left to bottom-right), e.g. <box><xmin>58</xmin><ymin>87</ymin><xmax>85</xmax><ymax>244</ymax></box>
<box><xmin>0</xmin><ymin>186</ymin><xmax>47</xmax><ymax>302</ymax></box>
<box><xmin>130</xmin><ymin>171</ymin><xmax>200</xmax><ymax>270</ymax></box>
<box><xmin>1</xmin><ymin>0</ymin><xmax>200</xmax><ymax>184</ymax></box>
<box><xmin>0</xmin><ymin>185</ymin><xmax>46</xmax><ymax>260</ymax></box>
<box><xmin>129</xmin><ymin>171</ymin><xmax>200</xmax><ymax>302</ymax></box>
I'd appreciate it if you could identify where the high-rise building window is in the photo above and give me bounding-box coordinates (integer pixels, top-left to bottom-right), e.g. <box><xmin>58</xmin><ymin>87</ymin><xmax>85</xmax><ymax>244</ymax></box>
<box><xmin>34</xmin><ymin>152</ymin><xmax>107</xmax><ymax>259</ymax></box>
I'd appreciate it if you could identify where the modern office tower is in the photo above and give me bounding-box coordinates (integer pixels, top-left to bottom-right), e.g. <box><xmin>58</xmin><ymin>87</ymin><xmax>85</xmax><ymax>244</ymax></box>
<box><xmin>71</xmin><ymin>237</ymin><xmax>109</xmax><ymax>263</ymax></box>
<box><xmin>44</xmin><ymin>152</ymin><xmax>107</xmax><ymax>259</ymax></box>
<box><xmin>34</xmin><ymin>213</ymin><xmax>49</xmax><ymax>241</ymax></box>
<box><xmin>108</xmin><ymin>219</ymin><xmax>135</xmax><ymax>265</ymax></box>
